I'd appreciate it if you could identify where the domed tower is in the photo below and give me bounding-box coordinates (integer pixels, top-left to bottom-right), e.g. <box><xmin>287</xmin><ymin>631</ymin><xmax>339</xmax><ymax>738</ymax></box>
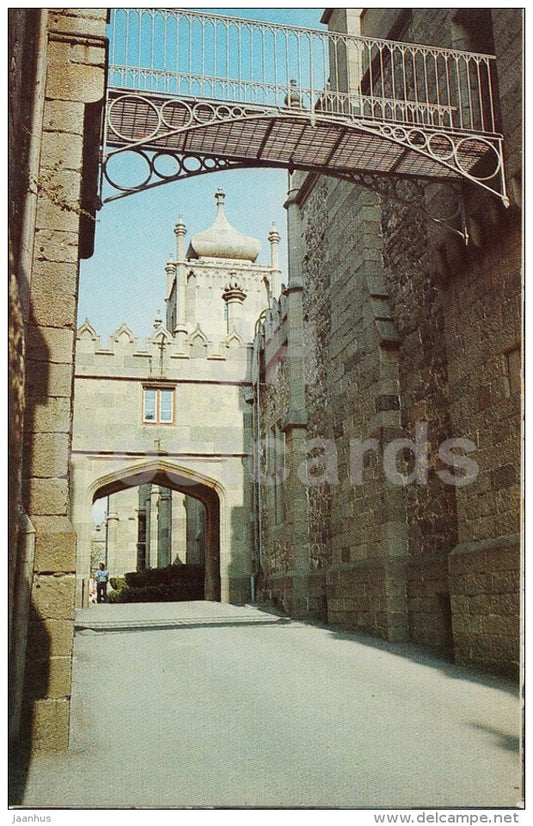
<box><xmin>188</xmin><ymin>188</ymin><xmax>261</xmax><ymax>263</ymax></box>
<box><xmin>165</xmin><ymin>189</ymin><xmax>281</xmax><ymax>344</ymax></box>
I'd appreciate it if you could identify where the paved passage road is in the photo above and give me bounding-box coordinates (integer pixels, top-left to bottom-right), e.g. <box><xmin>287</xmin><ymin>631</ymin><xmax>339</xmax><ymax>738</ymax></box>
<box><xmin>22</xmin><ymin>601</ymin><xmax>522</xmax><ymax>809</ymax></box>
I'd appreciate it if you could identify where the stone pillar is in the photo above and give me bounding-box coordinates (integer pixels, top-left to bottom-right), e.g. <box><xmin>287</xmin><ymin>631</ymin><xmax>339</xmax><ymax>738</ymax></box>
<box><xmin>105</xmin><ymin>509</ymin><xmax>119</xmax><ymax>576</ymax></box>
<box><xmin>157</xmin><ymin>488</ymin><xmax>172</xmax><ymax>568</ymax></box>
<box><xmin>282</xmin><ymin>177</ymin><xmax>310</xmax><ymax>617</ymax></box>
<box><xmin>17</xmin><ymin>8</ymin><xmax>108</xmax><ymax>752</ymax></box>
<box><xmin>186</xmin><ymin>497</ymin><xmax>206</xmax><ymax>565</ymax></box>
<box><xmin>165</xmin><ymin>257</ymin><xmax>176</xmax><ymax>298</ymax></box>
<box><xmin>268</xmin><ymin>223</ymin><xmax>281</xmax><ymax>299</ymax></box>
<box><xmin>137</xmin><ymin>484</ymin><xmax>150</xmax><ymax>571</ymax></box>
<box><xmin>149</xmin><ymin>487</ymin><xmax>159</xmax><ymax>568</ymax></box>
<box><xmin>172</xmin><ymin>492</ymin><xmax>187</xmax><ymax>564</ymax></box>
<box><xmin>284</xmin><ymin>178</ymin><xmax>308</xmax><ymax>423</ymax></box>
<box><xmin>91</xmin><ymin>524</ymin><xmax>106</xmax><ymax>567</ymax></box>
<box><xmin>173</xmin><ymin>216</ymin><xmax>188</xmax><ymax>352</ymax></box>
<box><xmin>165</xmin><ymin>258</ymin><xmax>177</xmax><ymax>331</ymax></box>
<box><xmin>204</xmin><ymin>494</ymin><xmax>220</xmax><ymax>601</ymax></box>
<box><xmin>321</xmin><ymin>9</ymin><xmax>362</xmax><ymax>99</ymax></box>
<box><xmin>222</xmin><ymin>278</ymin><xmax>247</xmax><ymax>338</ymax></box>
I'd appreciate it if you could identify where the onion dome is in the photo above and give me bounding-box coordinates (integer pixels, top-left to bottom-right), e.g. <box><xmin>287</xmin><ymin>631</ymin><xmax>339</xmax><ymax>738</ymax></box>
<box><xmin>188</xmin><ymin>189</ymin><xmax>261</xmax><ymax>262</ymax></box>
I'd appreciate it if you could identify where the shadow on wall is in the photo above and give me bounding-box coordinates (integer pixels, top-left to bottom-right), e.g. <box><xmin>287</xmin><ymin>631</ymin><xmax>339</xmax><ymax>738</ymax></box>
<box><xmin>9</xmin><ymin>600</ymin><xmax>51</xmax><ymax>805</ymax></box>
<box><xmin>228</xmin><ymin>502</ymin><xmax>254</xmax><ymax>605</ymax></box>
<box><xmin>9</xmin><ymin>234</ymin><xmax>54</xmax><ymax>801</ymax></box>
<box><xmin>469</xmin><ymin>722</ymin><xmax>521</xmax><ymax>754</ymax></box>
<box><xmin>226</xmin><ymin>378</ymin><xmax>257</xmax><ymax>606</ymax></box>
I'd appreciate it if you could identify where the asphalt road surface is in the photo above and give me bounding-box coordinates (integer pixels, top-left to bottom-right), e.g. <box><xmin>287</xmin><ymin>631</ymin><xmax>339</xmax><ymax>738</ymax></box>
<box><xmin>21</xmin><ymin>601</ymin><xmax>522</xmax><ymax>810</ymax></box>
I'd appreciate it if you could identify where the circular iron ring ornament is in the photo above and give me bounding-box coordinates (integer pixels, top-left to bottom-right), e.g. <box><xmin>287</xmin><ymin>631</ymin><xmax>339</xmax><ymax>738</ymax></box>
<box><xmin>188</xmin><ymin>100</ymin><xmax>268</xmax><ymax>127</ymax></box>
<box><xmin>372</xmin><ymin>123</ymin><xmax>460</xmax><ymax>170</ymax></box>
<box><xmin>107</xmin><ymin>94</ymin><xmax>162</xmax><ymax>143</ymax></box>
<box><xmin>181</xmin><ymin>155</ymin><xmax>203</xmax><ymax>173</ymax></box>
<box><xmin>104</xmin><ymin>148</ymin><xmax>153</xmax><ymax>191</ymax></box>
<box><xmin>371</xmin><ymin>122</ymin><xmax>500</xmax><ymax>183</ymax></box>
<box><xmin>104</xmin><ymin>149</ymin><xmax>246</xmax><ymax>193</ymax></box>
<box><xmin>454</xmin><ymin>137</ymin><xmax>502</xmax><ymax>181</ymax></box>
<box><xmin>152</xmin><ymin>151</ymin><xmax>181</xmax><ymax>179</ymax></box>
<box><xmin>216</xmin><ymin>105</ymin><xmax>232</xmax><ymax>119</ymax></box>
<box><xmin>392</xmin><ymin>126</ymin><xmax>408</xmax><ymax>142</ymax></box>
<box><xmin>192</xmin><ymin>101</ymin><xmax>217</xmax><ymax>123</ymax></box>
<box><xmin>406</xmin><ymin>129</ymin><xmax>428</xmax><ymax>149</ymax></box>
<box><xmin>421</xmin><ymin>181</ymin><xmax>464</xmax><ymax>224</ymax></box>
<box><xmin>362</xmin><ymin>173</ymin><xmax>464</xmax><ymax>225</ymax></box>
<box><xmin>199</xmin><ymin>156</ymin><xmax>220</xmax><ymax>170</ymax></box>
<box><xmin>427</xmin><ymin>133</ymin><xmax>456</xmax><ymax>162</ymax></box>
<box><xmin>160</xmin><ymin>98</ymin><xmax>194</xmax><ymax>131</ymax></box>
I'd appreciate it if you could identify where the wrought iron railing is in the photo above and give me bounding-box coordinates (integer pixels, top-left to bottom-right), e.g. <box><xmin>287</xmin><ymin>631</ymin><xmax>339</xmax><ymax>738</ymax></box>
<box><xmin>108</xmin><ymin>8</ymin><xmax>500</xmax><ymax>136</ymax></box>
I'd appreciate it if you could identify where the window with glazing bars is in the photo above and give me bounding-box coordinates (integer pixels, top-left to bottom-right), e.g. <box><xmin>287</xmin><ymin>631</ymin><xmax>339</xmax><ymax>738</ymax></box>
<box><xmin>143</xmin><ymin>387</ymin><xmax>174</xmax><ymax>424</ymax></box>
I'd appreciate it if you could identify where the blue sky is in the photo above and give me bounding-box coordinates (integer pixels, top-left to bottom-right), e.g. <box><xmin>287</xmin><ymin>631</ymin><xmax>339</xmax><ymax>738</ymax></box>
<box><xmin>78</xmin><ymin>7</ymin><xmax>326</xmax><ymax>341</ymax></box>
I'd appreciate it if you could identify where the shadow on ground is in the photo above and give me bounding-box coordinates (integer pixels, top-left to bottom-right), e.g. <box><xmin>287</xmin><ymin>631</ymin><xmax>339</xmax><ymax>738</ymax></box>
<box><xmin>254</xmin><ymin>601</ymin><xmax>520</xmax><ymax>696</ymax></box>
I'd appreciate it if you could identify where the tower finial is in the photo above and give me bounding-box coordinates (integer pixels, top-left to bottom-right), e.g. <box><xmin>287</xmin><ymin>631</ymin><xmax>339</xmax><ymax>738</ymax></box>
<box><xmin>174</xmin><ymin>215</ymin><xmax>186</xmax><ymax>236</ymax></box>
<box><xmin>215</xmin><ymin>188</ymin><xmax>226</xmax><ymax>210</ymax></box>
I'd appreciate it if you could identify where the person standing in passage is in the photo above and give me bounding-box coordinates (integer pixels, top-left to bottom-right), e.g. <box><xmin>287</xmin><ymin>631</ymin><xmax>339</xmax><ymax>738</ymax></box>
<box><xmin>95</xmin><ymin>562</ymin><xmax>109</xmax><ymax>603</ymax></box>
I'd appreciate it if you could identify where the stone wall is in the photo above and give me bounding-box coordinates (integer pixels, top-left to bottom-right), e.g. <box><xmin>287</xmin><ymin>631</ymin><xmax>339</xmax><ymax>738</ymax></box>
<box><xmin>305</xmin><ymin>176</ymin><xmax>409</xmax><ymax>642</ymax></box>
<box><xmin>9</xmin><ymin>8</ymin><xmax>108</xmax><ymax>754</ymax></box>
<box><xmin>257</xmin><ymin>8</ymin><xmax>522</xmax><ymax>677</ymax></box>
<box><xmin>257</xmin><ymin>299</ymin><xmax>294</xmax><ymax>611</ymax></box>
<box><xmin>378</xmin><ymin>183</ymin><xmax>458</xmax><ymax>652</ymax></box>
<box><xmin>443</xmin><ymin>197</ymin><xmax>521</xmax><ymax>677</ymax></box>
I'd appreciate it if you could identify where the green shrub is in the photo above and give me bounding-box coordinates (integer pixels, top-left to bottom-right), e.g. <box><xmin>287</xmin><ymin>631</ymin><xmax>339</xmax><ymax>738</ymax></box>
<box><xmin>124</xmin><ymin>564</ymin><xmax>204</xmax><ymax>589</ymax></box>
<box><xmin>109</xmin><ymin>577</ymin><xmax>127</xmax><ymax>592</ymax></box>
<box><xmin>109</xmin><ymin>564</ymin><xmax>205</xmax><ymax>603</ymax></box>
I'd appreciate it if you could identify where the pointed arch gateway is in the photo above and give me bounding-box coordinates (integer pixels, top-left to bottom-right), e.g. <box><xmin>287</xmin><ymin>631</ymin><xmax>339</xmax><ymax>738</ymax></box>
<box><xmin>90</xmin><ymin>459</ymin><xmax>222</xmax><ymax>601</ymax></box>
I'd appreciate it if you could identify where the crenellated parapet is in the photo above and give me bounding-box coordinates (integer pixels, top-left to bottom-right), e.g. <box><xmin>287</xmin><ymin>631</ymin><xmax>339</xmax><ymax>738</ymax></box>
<box><xmin>263</xmin><ymin>291</ymin><xmax>289</xmax><ymax>342</ymax></box>
<box><xmin>75</xmin><ymin>314</ymin><xmax>253</xmax><ymax>380</ymax></box>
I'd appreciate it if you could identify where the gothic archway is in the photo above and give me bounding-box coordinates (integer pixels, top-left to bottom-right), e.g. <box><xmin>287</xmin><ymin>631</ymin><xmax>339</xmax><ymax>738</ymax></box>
<box><xmin>88</xmin><ymin>460</ymin><xmax>222</xmax><ymax>602</ymax></box>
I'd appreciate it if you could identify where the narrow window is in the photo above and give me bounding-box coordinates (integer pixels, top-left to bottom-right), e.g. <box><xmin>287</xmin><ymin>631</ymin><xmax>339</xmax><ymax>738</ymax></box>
<box><xmin>276</xmin><ymin>424</ymin><xmax>286</xmax><ymax>525</ymax></box>
<box><xmin>159</xmin><ymin>390</ymin><xmax>173</xmax><ymax>423</ymax></box>
<box><xmin>269</xmin><ymin>423</ymin><xmax>286</xmax><ymax>525</ymax></box>
<box><xmin>504</xmin><ymin>347</ymin><xmax>521</xmax><ymax>398</ymax></box>
<box><xmin>143</xmin><ymin>389</ymin><xmax>157</xmax><ymax>422</ymax></box>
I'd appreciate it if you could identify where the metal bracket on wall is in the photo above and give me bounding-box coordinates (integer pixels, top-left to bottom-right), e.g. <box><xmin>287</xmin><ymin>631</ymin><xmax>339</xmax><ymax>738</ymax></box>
<box><xmin>100</xmin><ymin>142</ymin><xmax>470</xmax><ymax>241</ymax></box>
<box><xmin>330</xmin><ymin>171</ymin><xmax>469</xmax><ymax>242</ymax></box>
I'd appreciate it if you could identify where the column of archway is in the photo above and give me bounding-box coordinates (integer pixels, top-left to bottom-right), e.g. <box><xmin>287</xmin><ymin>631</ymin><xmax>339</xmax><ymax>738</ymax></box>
<box><xmin>203</xmin><ymin>490</ymin><xmax>221</xmax><ymax>602</ymax></box>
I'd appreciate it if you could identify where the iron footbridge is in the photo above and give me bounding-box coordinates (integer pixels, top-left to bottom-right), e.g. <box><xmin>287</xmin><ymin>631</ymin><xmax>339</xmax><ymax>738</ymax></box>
<box><xmin>102</xmin><ymin>8</ymin><xmax>508</xmax><ymax>233</ymax></box>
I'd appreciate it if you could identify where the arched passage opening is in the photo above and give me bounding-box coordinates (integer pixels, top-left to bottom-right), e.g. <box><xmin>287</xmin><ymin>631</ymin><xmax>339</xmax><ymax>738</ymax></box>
<box><xmin>89</xmin><ymin>462</ymin><xmax>221</xmax><ymax>602</ymax></box>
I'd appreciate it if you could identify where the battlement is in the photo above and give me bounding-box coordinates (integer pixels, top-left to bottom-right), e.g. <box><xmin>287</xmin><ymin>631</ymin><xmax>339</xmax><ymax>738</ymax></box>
<box><xmin>75</xmin><ymin>318</ymin><xmax>253</xmax><ymax>382</ymax></box>
<box><xmin>263</xmin><ymin>291</ymin><xmax>289</xmax><ymax>342</ymax></box>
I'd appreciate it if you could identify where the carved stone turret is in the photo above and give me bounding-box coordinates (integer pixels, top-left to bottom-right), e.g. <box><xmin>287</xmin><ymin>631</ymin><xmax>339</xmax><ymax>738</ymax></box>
<box><xmin>173</xmin><ymin>215</ymin><xmax>188</xmax><ymax>350</ymax></box>
<box><xmin>222</xmin><ymin>277</ymin><xmax>247</xmax><ymax>337</ymax></box>
<box><xmin>165</xmin><ymin>257</ymin><xmax>177</xmax><ymax>299</ymax></box>
<box><xmin>268</xmin><ymin>222</ymin><xmax>281</xmax><ymax>298</ymax></box>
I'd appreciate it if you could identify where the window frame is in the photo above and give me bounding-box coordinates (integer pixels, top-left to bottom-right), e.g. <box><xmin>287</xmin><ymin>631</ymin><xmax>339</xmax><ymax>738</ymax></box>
<box><xmin>142</xmin><ymin>384</ymin><xmax>176</xmax><ymax>425</ymax></box>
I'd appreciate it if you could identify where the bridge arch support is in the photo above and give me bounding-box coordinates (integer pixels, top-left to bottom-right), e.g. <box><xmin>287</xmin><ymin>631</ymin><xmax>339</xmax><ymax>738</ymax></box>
<box><xmin>102</xmin><ymin>5</ymin><xmax>509</xmax><ymax>230</ymax></box>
